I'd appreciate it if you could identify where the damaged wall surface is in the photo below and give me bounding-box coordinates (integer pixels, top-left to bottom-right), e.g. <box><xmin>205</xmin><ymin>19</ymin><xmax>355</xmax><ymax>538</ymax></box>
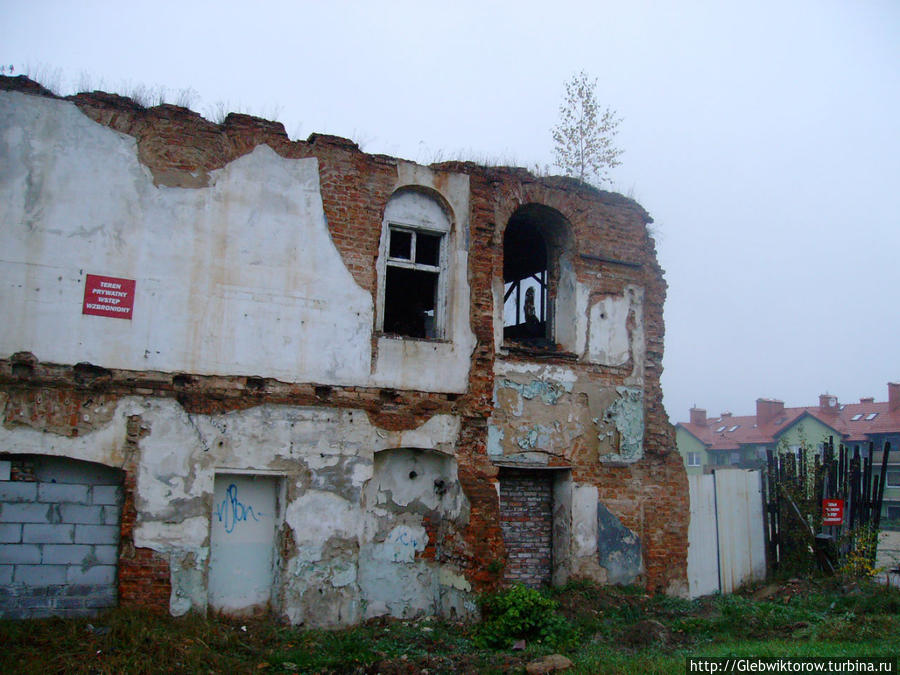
<box><xmin>0</xmin><ymin>76</ymin><xmax>688</xmax><ymax>623</ymax></box>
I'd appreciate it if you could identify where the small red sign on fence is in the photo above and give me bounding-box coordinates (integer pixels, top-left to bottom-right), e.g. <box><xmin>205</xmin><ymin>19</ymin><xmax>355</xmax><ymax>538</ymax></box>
<box><xmin>822</xmin><ymin>498</ymin><xmax>844</xmax><ymax>526</ymax></box>
<box><xmin>82</xmin><ymin>274</ymin><xmax>136</xmax><ymax>320</ymax></box>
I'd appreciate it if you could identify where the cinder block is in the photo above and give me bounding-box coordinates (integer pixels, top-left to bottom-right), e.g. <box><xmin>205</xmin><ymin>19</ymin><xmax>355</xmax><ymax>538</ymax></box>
<box><xmin>21</xmin><ymin>608</ymin><xmax>55</xmax><ymax>619</ymax></box>
<box><xmin>56</xmin><ymin>597</ymin><xmax>87</xmax><ymax>609</ymax></box>
<box><xmin>59</xmin><ymin>504</ymin><xmax>104</xmax><ymax>525</ymax></box>
<box><xmin>1</xmin><ymin>502</ymin><xmax>53</xmax><ymax>523</ymax></box>
<box><xmin>0</xmin><ymin>544</ymin><xmax>42</xmax><ymax>564</ymax></box>
<box><xmin>0</xmin><ymin>609</ymin><xmax>34</xmax><ymax>620</ymax></box>
<box><xmin>41</xmin><ymin>544</ymin><xmax>92</xmax><ymax>566</ymax></box>
<box><xmin>57</xmin><ymin>607</ymin><xmax>99</xmax><ymax>618</ymax></box>
<box><xmin>0</xmin><ymin>565</ymin><xmax>13</xmax><ymax>584</ymax></box>
<box><xmin>37</xmin><ymin>483</ymin><xmax>89</xmax><ymax>504</ymax></box>
<box><xmin>22</xmin><ymin>524</ymin><xmax>74</xmax><ymax>544</ymax></box>
<box><xmin>13</xmin><ymin>564</ymin><xmax>67</xmax><ymax>585</ymax></box>
<box><xmin>91</xmin><ymin>486</ymin><xmax>122</xmax><ymax>505</ymax></box>
<box><xmin>67</xmin><ymin>565</ymin><xmax>116</xmax><ymax>585</ymax></box>
<box><xmin>26</xmin><ymin>584</ymin><xmax>66</xmax><ymax>597</ymax></box>
<box><xmin>0</xmin><ymin>482</ymin><xmax>37</xmax><ymax>502</ymax></box>
<box><xmin>18</xmin><ymin>594</ymin><xmax>52</xmax><ymax>609</ymax></box>
<box><xmin>74</xmin><ymin>524</ymin><xmax>119</xmax><ymax>545</ymax></box>
<box><xmin>101</xmin><ymin>506</ymin><xmax>122</xmax><ymax>525</ymax></box>
<box><xmin>84</xmin><ymin>587</ymin><xmax>117</xmax><ymax>608</ymax></box>
<box><xmin>93</xmin><ymin>545</ymin><xmax>119</xmax><ymax>565</ymax></box>
<box><xmin>0</xmin><ymin>524</ymin><xmax>22</xmax><ymax>543</ymax></box>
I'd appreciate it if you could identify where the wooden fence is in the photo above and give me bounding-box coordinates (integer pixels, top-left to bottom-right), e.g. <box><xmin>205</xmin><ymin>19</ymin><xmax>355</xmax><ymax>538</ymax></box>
<box><xmin>763</xmin><ymin>438</ymin><xmax>892</xmax><ymax>575</ymax></box>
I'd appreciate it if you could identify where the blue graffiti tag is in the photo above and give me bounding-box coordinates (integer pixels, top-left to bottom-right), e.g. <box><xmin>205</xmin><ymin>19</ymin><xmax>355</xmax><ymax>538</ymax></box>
<box><xmin>215</xmin><ymin>483</ymin><xmax>263</xmax><ymax>533</ymax></box>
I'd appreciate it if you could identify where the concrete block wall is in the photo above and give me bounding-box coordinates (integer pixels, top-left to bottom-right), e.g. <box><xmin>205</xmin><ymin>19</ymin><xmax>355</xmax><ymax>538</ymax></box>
<box><xmin>0</xmin><ymin>477</ymin><xmax>122</xmax><ymax>619</ymax></box>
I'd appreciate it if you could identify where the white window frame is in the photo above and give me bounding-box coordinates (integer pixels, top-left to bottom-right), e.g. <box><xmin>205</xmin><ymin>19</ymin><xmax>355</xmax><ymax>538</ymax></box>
<box><xmin>376</xmin><ymin>213</ymin><xmax>450</xmax><ymax>340</ymax></box>
<box><xmin>686</xmin><ymin>452</ymin><xmax>701</xmax><ymax>467</ymax></box>
<box><xmin>886</xmin><ymin>468</ymin><xmax>900</xmax><ymax>489</ymax></box>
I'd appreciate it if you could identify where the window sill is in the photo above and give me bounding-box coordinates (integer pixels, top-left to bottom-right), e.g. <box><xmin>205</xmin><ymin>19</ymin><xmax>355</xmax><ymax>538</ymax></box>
<box><xmin>501</xmin><ymin>341</ymin><xmax>578</xmax><ymax>361</ymax></box>
<box><xmin>377</xmin><ymin>332</ymin><xmax>451</xmax><ymax>345</ymax></box>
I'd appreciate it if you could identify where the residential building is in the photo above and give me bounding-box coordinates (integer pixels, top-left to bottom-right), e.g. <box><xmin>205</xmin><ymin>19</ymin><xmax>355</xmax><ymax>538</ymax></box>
<box><xmin>676</xmin><ymin>384</ymin><xmax>900</xmax><ymax>522</ymax></box>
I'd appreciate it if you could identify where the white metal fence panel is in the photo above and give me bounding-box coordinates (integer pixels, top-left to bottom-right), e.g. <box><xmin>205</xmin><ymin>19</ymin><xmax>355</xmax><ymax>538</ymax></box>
<box><xmin>688</xmin><ymin>469</ymin><xmax>766</xmax><ymax>597</ymax></box>
<box><xmin>714</xmin><ymin>470</ymin><xmax>766</xmax><ymax>593</ymax></box>
<box><xmin>687</xmin><ymin>474</ymin><xmax>720</xmax><ymax>597</ymax></box>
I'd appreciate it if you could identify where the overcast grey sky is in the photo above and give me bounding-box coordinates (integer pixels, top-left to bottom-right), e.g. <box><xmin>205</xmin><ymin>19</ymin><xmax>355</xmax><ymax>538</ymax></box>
<box><xmin>4</xmin><ymin>0</ymin><xmax>898</xmax><ymax>422</ymax></box>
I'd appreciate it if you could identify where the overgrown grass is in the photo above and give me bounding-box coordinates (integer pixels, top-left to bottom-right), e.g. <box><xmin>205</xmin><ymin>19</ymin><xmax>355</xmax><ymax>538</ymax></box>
<box><xmin>2</xmin><ymin>579</ymin><xmax>899</xmax><ymax>674</ymax></box>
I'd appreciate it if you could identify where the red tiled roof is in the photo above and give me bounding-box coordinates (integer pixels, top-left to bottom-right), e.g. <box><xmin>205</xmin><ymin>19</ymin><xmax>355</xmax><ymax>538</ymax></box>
<box><xmin>677</xmin><ymin>394</ymin><xmax>900</xmax><ymax>451</ymax></box>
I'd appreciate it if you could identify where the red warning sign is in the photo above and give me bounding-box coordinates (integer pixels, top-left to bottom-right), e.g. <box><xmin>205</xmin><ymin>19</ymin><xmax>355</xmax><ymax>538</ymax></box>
<box><xmin>822</xmin><ymin>499</ymin><xmax>844</xmax><ymax>526</ymax></box>
<box><xmin>82</xmin><ymin>274</ymin><xmax>136</xmax><ymax>320</ymax></box>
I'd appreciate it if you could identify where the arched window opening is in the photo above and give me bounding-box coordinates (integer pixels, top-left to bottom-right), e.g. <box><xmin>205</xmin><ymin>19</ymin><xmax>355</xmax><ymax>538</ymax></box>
<box><xmin>378</xmin><ymin>190</ymin><xmax>451</xmax><ymax>340</ymax></box>
<box><xmin>503</xmin><ymin>205</ymin><xmax>572</xmax><ymax>348</ymax></box>
<box><xmin>503</xmin><ymin>220</ymin><xmax>548</xmax><ymax>342</ymax></box>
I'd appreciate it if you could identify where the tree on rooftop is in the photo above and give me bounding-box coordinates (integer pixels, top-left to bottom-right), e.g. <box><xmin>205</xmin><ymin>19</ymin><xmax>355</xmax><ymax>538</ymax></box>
<box><xmin>552</xmin><ymin>71</ymin><xmax>622</xmax><ymax>186</ymax></box>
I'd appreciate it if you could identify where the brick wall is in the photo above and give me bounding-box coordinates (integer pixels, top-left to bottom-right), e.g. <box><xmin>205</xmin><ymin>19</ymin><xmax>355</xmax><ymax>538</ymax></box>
<box><xmin>498</xmin><ymin>469</ymin><xmax>554</xmax><ymax>587</ymax></box>
<box><xmin>117</xmin><ymin>472</ymin><xmax>171</xmax><ymax>611</ymax></box>
<box><xmin>0</xmin><ymin>75</ymin><xmax>689</xmax><ymax>601</ymax></box>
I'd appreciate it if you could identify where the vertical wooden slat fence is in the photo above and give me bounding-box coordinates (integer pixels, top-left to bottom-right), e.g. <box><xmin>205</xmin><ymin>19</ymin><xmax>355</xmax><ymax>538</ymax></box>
<box><xmin>764</xmin><ymin>438</ymin><xmax>892</xmax><ymax>575</ymax></box>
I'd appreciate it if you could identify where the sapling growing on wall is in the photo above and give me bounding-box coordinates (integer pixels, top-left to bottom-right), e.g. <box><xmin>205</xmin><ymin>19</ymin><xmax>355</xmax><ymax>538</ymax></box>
<box><xmin>552</xmin><ymin>71</ymin><xmax>623</xmax><ymax>186</ymax></box>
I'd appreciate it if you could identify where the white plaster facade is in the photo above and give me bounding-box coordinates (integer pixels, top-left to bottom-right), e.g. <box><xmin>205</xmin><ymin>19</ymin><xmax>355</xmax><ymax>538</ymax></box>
<box><xmin>0</xmin><ymin>91</ymin><xmax>475</xmax><ymax>394</ymax></box>
<box><xmin>0</xmin><ymin>84</ymin><xmax>674</xmax><ymax>623</ymax></box>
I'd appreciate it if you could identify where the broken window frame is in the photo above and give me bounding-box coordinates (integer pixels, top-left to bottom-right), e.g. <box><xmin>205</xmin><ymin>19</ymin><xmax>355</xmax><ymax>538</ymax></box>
<box><xmin>503</xmin><ymin>270</ymin><xmax>548</xmax><ymax>330</ymax></box>
<box><xmin>377</xmin><ymin>220</ymin><xmax>448</xmax><ymax>340</ymax></box>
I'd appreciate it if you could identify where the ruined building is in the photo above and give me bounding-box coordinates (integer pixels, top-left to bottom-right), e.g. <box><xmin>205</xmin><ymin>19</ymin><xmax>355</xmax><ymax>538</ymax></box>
<box><xmin>0</xmin><ymin>77</ymin><xmax>688</xmax><ymax>622</ymax></box>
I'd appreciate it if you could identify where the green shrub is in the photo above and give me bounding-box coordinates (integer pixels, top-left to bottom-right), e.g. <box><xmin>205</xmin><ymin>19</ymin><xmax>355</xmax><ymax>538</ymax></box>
<box><xmin>475</xmin><ymin>584</ymin><xmax>579</xmax><ymax>649</ymax></box>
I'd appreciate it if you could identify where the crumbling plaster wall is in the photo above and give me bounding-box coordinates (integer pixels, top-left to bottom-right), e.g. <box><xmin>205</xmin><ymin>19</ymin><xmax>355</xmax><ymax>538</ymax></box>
<box><xmin>0</xmin><ymin>76</ymin><xmax>688</xmax><ymax>610</ymax></box>
<box><xmin>0</xmin><ymin>90</ymin><xmax>474</xmax><ymax>394</ymax></box>
<box><xmin>462</xmin><ymin>166</ymin><xmax>687</xmax><ymax>594</ymax></box>
<box><xmin>0</xmin><ymin>391</ymin><xmax>474</xmax><ymax>625</ymax></box>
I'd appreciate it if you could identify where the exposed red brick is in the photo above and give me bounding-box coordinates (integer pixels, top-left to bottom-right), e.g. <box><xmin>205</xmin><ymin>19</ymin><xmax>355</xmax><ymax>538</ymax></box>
<box><xmin>0</xmin><ymin>75</ymin><xmax>688</xmax><ymax>601</ymax></box>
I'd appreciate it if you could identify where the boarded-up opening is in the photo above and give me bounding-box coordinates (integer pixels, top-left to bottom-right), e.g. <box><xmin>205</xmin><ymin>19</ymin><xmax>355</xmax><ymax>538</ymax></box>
<box><xmin>0</xmin><ymin>454</ymin><xmax>123</xmax><ymax>619</ymax></box>
<box><xmin>498</xmin><ymin>468</ymin><xmax>554</xmax><ymax>587</ymax></box>
<box><xmin>208</xmin><ymin>473</ymin><xmax>280</xmax><ymax>616</ymax></box>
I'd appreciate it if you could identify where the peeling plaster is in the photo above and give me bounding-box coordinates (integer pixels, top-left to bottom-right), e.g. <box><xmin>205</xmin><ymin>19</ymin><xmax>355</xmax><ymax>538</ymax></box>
<box><xmin>0</xmin><ymin>400</ymin><xmax>130</xmax><ymax>467</ymax></box>
<box><xmin>490</xmin><ymin>362</ymin><xmax>644</xmax><ymax>464</ymax></box>
<box><xmin>0</xmin><ymin>390</ymin><xmax>474</xmax><ymax>626</ymax></box>
<box><xmin>599</xmin><ymin>387</ymin><xmax>644</xmax><ymax>463</ymax></box>
<box><xmin>487</xmin><ymin>425</ymin><xmax>504</xmax><ymax>456</ymax></box>
<box><xmin>501</xmin><ymin>378</ymin><xmax>569</xmax><ymax>405</ymax></box>
<box><xmin>438</xmin><ymin>567</ymin><xmax>472</xmax><ymax>592</ymax></box>
<box><xmin>1</xmin><ymin>91</ymin><xmax>478</xmax><ymax>395</ymax></box>
<box><xmin>572</xmin><ymin>484</ymin><xmax>599</xmax><ymax>558</ymax></box>
<box><xmin>0</xmin><ymin>85</ymin><xmax>681</xmax><ymax>619</ymax></box>
<box><xmin>587</xmin><ymin>285</ymin><xmax>646</xmax><ymax>387</ymax></box>
<box><xmin>596</xmin><ymin>502</ymin><xmax>644</xmax><ymax>585</ymax></box>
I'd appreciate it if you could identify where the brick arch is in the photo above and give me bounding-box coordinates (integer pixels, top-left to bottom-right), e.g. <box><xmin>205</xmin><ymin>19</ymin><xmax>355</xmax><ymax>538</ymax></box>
<box><xmin>500</xmin><ymin>201</ymin><xmax>579</xmax><ymax>351</ymax></box>
<box><xmin>491</xmin><ymin>186</ymin><xmax>583</xmax><ymax>247</ymax></box>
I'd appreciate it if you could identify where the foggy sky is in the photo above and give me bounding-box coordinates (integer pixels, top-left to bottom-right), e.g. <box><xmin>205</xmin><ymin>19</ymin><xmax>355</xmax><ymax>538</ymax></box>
<box><xmin>4</xmin><ymin>0</ymin><xmax>898</xmax><ymax>422</ymax></box>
